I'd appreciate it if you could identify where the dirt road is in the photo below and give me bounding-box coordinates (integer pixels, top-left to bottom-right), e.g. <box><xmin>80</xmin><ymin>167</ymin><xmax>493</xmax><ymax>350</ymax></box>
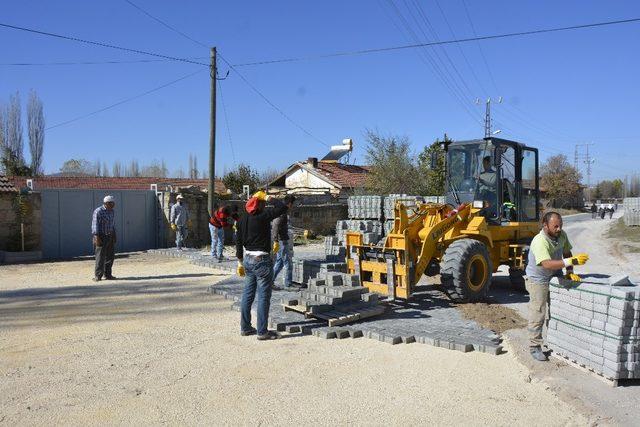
<box><xmin>1</xmin><ymin>253</ymin><xmax>588</xmax><ymax>425</ymax></box>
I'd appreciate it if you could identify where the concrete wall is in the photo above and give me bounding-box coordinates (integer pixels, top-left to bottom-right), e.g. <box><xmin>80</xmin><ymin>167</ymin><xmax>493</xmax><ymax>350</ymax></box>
<box><xmin>290</xmin><ymin>203</ymin><xmax>347</xmax><ymax>235</ymax></box>
<box><xmin>0</xmin><ymin>192</ymin><xmax>41</xmax><ymax>251</ymax></box>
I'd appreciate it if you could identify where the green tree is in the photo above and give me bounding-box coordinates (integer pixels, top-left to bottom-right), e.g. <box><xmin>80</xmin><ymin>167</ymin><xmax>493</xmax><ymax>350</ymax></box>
<box><xmin>364</xmin><ymin>129</ymin><xmax>421</xmax><ymax>194</ymax></box>
<box><xmin>540</xmin><ymin>154</ymin><xmax>582</xmax><ymax>207</ymax></box>
<box><xmin>417</xmin><ymin>136</ymin><xmax>447</xmax><ymax>195</ymax></box>
<box><xmin>223</xmin><ymin>163</ymin><xmax>260</xmax><ymax>195</ymax></box>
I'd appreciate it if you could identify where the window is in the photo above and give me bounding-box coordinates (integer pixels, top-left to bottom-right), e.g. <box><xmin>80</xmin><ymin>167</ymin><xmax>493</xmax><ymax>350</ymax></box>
<box><xmin>521</xmin><ymin>149</ymin><xmax>538</xmax><ymax>221</ymax></box>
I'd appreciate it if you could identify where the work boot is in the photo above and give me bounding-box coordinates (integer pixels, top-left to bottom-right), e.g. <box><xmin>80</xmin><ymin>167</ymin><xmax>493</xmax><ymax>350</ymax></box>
<box><xmin>530</xmin><ymin>346</ymin><xmax>548</xmax><ymax>362</ymax></box>
<box><xmin>240</xmin><ymin>327</ymin><xmax>257</xmax><ymax>336</ymax></box>
<box><xmin>257</xmin><ymin>331</ymin><xmax>280</xmax><ymax>341</ymax></box>
<box><xmin>105</xmin><ymin>275</ymin><xmax>117</xmax><ymax>280</ymax></box>
<box><xmin>92</xmin><ymin>276</ymin><xmax>101</xmax><ymax>282</ymax></box>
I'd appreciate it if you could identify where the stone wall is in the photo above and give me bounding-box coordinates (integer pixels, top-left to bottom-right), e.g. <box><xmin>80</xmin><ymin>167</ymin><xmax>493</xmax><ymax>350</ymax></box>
<box><xmin>290</xmin><ymin>203</ymin><xmax>348</xmax><ymax>235</ymax></box>
<box><xmin>0</xmin><ymin>192</ymin><xmax>42</xmax><ymax>251</ymax></box>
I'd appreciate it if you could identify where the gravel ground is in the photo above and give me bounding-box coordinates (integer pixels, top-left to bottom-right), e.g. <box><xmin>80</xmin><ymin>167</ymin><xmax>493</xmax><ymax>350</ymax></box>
<box><xmin>0</xmin><ymin>253</ymin><xmax>589</xmax><ymax>425</ymax></box>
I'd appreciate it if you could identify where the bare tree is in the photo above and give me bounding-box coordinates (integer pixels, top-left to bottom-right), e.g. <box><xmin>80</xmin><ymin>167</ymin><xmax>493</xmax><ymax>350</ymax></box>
<box><xmin>175</xmin><ymin>167</ymin><xmax>185</xmax><ymax>179</ymax></box>
<box><xmin>127</xmin><ymin>159</ymin><xmax>140</xmax><ymax>177</ymax></box>
<box><xmin>112</xmin><ymin>160</ymin><xmax>122</xmax><ymax>177</ymax></box>
<box><xmin>27</xmin><ymin>90</ymin><xmax>45</xmax><ymax>175</ymax></box>
<box><xmin>59</xmin><ymin>158</ymin><xmax>95</xmax><ymax>176</ymax></box>
<box><xmin>95</xmin><ymin>160</ymin><xmax>101</xmax><ymax>176</ymax></box>
<box><xmin>102</xmin><ymin>161</ymin><xmax>109</xmax><ymax>177</ymax></box>
<box><xmin>0</xmin><ymin>105</ymin><xmax>6</xmax><ymax>174</ymax></box>
<box><xmin>2</xmin><ymin>92</ymin><xmax>28</xmax><ymax>175</ymax></box>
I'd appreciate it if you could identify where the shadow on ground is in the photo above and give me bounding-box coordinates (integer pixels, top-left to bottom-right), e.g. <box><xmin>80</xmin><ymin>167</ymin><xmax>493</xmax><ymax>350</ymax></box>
<box><xmin>0</xmin><ymin>273</ymin><xmax>221</xmax><ymax>329</ymax></box>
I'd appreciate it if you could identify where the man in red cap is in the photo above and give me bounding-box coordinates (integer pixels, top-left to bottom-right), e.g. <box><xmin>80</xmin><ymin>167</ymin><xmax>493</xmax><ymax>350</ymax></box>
<box><xmin>236</xmin><ymin>191</ymin><xmax>288</xmax><ymax>340</ymax></box>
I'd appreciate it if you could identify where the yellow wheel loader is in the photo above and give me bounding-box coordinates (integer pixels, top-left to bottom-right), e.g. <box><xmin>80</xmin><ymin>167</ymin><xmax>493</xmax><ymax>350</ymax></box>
<box><xmin>345</xmin><ymin>137</ymin><xmax>541</xmax><ymax>302</ymax></box>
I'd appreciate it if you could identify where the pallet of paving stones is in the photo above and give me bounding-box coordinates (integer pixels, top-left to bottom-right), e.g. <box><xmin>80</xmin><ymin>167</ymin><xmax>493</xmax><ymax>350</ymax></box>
<box><xmin>291</xmin><ymin>258</ymin><xmax>347</xmax><ymax>285</ymax></box>
<box><xmin>547</xmin><ymin>275</ymin><xmax>640</xmax><ymax>385</ymax></box>
<box><xmin>283</xmin><ymin>271</ymin><xmax>385</xmax><ymax>326</ymax></box>
<box><xmin>347</xmin><ymin>195</ymin><xmax>383</xmax><ymax>220</ymax></box>
<box><xmin>335</xmin><ymin>219</ymin><xmax>384</xmax><ymax>245</ymax></box>
<box><xmin>624</xmin><ymin>197</ymin><xmax>640</xmax><ymax>226</ymax></box>
<box><xmin>324</xmin><ymin>236</ymin><xmax>346</xmax><ymax>262</ymax></box>
<box><xmin>383</xmin><ymin>194</ymin><xmax>424</xmax><ymax>220</ymax></box>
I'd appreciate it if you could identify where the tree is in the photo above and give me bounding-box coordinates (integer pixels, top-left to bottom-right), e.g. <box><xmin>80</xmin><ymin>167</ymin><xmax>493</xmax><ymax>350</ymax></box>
<box><xmin>141</xmin><ymin>160</ymin><xmax>168</xmax><ymax>177</ymax></box>
<box><xmin>112</xmin><ymin>160</ymin><xmax>123</xmax><ymax>177</ymax></box>
<box><xmin>2</xmin><ymin>92</ymin><xmax>30</xmax><ymax>175</ymax></box>
<box><xmin>127</xmin><ymin>159</ymin><xmax>140</xmax><ymax>177</ymax></box>
<box><xmin>259</xmin><ymin>167</ymin><xmax>281</xmax><ymax>186</ymax></box>
<box><xmin>60</xmin><ymin>158</ymin><xmax>95</xmax><ymax>176</ymax></box>
<box><xmin>102</xmin><ymin>161</ymin><xmax>109</xmax><ymax>177</ymax></box>
<box><xmin>223</xmin><ymin>163</ymin><xmax>260</xmax><ymax>194</ymax></box>
<box><xmin>27</xmin><ymin>90</ymin><xmax>45</xmax><ymax>175</ymax></box>
<box><xmin>540</xmin><ymin>154</ymin><xmax>582</xmax><ymax>207</ymax></box>
<box><xmin>416</xmin><ymin>137</ymin><xmax>447</xmax><ymax>195</ymax></box>
<box><xmin>364</xmin><ymin>129</ymin><xmax>421</xmax><ymax>194</ymax></box>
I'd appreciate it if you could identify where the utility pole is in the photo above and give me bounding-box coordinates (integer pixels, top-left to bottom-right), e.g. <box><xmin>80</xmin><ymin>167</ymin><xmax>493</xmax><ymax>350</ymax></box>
<box><xmin>574</xmin><ymin>143</ymin><xmax>595</xmax><ymax>202</ymax></box>
<box><xmin>208</xmin><ymin>47</ymin><xmax>217</xmax><ymax>216</ymax></box>
<box><xmin>476</xmin><ymin>97</ymin><xmax>502</xmax><ymax>138</ymax></box>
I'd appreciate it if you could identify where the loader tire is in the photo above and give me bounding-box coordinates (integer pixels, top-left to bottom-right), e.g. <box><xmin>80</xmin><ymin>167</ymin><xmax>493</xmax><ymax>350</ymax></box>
<box><xmin>509</xmin><ymin>268</ymin><xmax>527</xmax><ymax>293</ymax></box>
<box><xmin>441</xmin><ymin>239</ymin><xmax>492</xmax><ymax>303</ymax></box>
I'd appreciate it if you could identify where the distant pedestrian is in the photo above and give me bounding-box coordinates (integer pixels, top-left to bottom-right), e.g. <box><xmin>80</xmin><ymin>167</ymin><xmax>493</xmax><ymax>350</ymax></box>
<box><xmin>170</xmin><ymin>195</ymin><xmax>191</xmax><ymax>250</ymax></box>
<box><xmin>590</xmin><ymin>202</ymin><xmax>597</xmax><ymax>219</ymax></box>
<box><xmin>272</xmin><ymin>195</ymin><xmax>296</xmax><ymax>289</ymax></box>
<box><xmin>608</xmin><ymin>204</ymin><xmax>615</xmax><ymax>219</ymax></box>
<box><xmin>92</xmin><ymin>195</ymin><xmax>117</xmax><ymax>282</ymax></box>
<box><xmin>600</xmin><ymin>206</ymin><xmax>606</xmax><ymax>219</ymax></box>
<box><xmin>209</xmin><ymin>204</ymin><xmax>239</xmax><ymax>262</ymax></box>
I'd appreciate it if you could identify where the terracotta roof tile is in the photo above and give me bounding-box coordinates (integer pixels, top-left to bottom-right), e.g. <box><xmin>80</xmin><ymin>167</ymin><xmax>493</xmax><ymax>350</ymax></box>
<box><xmin>0</xmin><ymin>175</ymin><xmax>19</xmax><ymax>193</ymax></box>
<box><xmin>313</xmin><ymin>162</ymin><xmax>370</xmax><ymax>188</ymax></box>
<box><xmin>6</xmin><ymin>176</ymin><xmax>226</xmax><ymax>193</ymax></box>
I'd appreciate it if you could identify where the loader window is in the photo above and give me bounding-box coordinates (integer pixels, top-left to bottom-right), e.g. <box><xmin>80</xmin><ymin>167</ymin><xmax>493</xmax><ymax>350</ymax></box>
<box><xmin>521</xmin><ymin>149</ymin><xmax>538</xmax><ymax>220</ymax></box>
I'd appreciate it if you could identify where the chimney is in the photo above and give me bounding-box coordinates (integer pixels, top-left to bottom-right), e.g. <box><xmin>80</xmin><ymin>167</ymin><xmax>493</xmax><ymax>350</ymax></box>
<box><xmin>308</xmin><ymin>157</ymin><xmax>318</xmax><ymax>168</ymax></box>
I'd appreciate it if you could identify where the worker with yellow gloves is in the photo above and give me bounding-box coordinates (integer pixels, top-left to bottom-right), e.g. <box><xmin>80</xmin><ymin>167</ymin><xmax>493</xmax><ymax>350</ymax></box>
<box><xmin>170</xmin><ymin>194</ymin><xmax>190</xmax><ymax>251</ymax></box>
<box><xmin>525</xmin><ymin>211</ymin><xmax>588</xmax><ymax>362</ymax></box>
<box><xmin>236</xmin><ymin>190</ymin><xmax>289</xmax><ymax>340</ymax></box>
<box><xmin>272</xmin><ymin>195</ymin><xmax>296</xmax><ymax>290</ymax></box>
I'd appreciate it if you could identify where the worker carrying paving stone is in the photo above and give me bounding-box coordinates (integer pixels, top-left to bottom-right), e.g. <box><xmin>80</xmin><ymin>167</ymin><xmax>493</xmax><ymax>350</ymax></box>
<box><xmin>525</xmin><ymin>211</ymin><xmax>589</xmax><ymax>362</ymax></box>
<box><xmin>272</xmin><ymin>194</ymin><xmax>296</xmax><ymax>290</ymax></box>
<box><xmin>236</xmin><ymin>191</ymin><xmax>288</xmax><ymax>340</ymax></box>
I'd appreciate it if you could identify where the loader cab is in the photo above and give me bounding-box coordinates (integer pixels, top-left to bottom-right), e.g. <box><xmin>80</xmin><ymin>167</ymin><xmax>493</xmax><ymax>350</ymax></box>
<box><xmin>445</xmin><ymin>137</ymin><xmax>539</xmax><ymax>223</ymax></box>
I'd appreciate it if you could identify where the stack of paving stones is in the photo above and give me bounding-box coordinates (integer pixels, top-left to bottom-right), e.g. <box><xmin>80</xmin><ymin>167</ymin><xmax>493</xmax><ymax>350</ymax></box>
<box><xmin>624</xmin><ymin>197</ymin><xmax>640</xmax><ymax>226</ymax></box>
<box><xmin>292</xmin><ymin>272</ymin><xmax>379</xmax><ymax>314</ymax></box>
<box><xmin>423</xmin><ymin>196</ymin><xmax>447</xmax><ymax>204</ymax></box>
<box><xmin>324</xmin><ymin>236</ymin><xmax>346</xmax><ymax>262</ymax></box>
<box><xmin>383</xmin><ymin>194</ymin><xmax>424</xmax><ymax>219</ymax></box>
<box><xmin>548</xmin><ymin>275</ymin><xmax>640</xmax><ymax>382</ymax></box>
<box><xmin>208</xmin><ymin>275</ymin><xmax>503</xmax><ymax>355</ymax></box>
<box><xmin>291</xmin><ymin>259</ymin><xmax>347</xmax><ymax>286</ymax></box>
<box><xmin>348</xmin><ymin>195</ymin><xmax>383</xmax><ymax>220</ymax></box>
<box><xmin>335</xmin><ymin>219</ymin><xmax>384</xmax><ymax>245</ymax></box>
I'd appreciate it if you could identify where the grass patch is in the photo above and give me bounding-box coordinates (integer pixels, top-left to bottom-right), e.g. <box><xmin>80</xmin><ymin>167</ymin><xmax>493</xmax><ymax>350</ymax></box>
<box><xmin>607</xmin><ymin>218</ymin><xmax>640</xmax><ymax>252</ymax></box>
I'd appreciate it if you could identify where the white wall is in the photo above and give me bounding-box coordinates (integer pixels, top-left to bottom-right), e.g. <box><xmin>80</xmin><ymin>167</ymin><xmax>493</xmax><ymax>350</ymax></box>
<box><xmin>285</xmin><ymin>167</ymin><xmax>339</xmax><ymax>195</ymax></box>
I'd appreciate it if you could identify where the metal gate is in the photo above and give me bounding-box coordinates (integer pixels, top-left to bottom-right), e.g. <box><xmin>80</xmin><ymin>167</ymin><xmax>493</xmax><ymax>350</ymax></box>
<box><xmin>41</xmin><ymin>189</ymin><xmax>158</xmax><ymax>259</ymax></box>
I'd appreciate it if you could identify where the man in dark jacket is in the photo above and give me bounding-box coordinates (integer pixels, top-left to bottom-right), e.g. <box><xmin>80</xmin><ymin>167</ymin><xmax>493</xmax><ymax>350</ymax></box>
<box><xmin>236</xmin><ymin>191</ymin><xmax>288</xmax><ymax>340</ymax></box>
<box><xmin>272</xmin><ymin>195</ymin><xmax>296</xmax><ymax>289</ymax></box>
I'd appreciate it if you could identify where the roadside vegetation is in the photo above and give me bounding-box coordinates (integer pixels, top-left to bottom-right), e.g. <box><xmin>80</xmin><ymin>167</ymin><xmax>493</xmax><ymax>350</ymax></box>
<box><xmin>607</xmin><ymin>218</ymin><xmax>640</xmax><ymax>252</ymax></box>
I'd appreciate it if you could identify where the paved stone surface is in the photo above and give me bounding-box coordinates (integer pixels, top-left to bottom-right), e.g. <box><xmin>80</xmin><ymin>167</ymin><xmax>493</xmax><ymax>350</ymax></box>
<box><xmin>209</xmin><ymin>276</ymin><xmax>503</xmax><ymax>355</ymax></box>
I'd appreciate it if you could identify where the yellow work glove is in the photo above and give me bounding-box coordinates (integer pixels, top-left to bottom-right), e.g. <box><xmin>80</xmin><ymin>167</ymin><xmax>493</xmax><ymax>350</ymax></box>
<box><xmin>187</xmin><ymin>219</ymin><xmax>193</xmax><ymax>228</ymax></box>
<box><xmin>171</xmin><ymin>223</ymin><xmax>177</xmax><ymax>231</ymax></box>
<box><xmin>563</xmin><ymin>253</ymin><xmax>589</xmax><ymax>267</ymax></box>
<box><xmin>236</xmin><ymin>262</ymin><xmax>245</xmax><ymax>277</ymax></box>
<box><xmin>272</xmin><ymin>241</ymin><xmax>280</xmax><ymax>255</ymax></box>
<box><xmin>565</xmin><ymin>273</ymin><xmax>582</xmax><ymax>282</ymax></box>
<box><xmin>252</xmin><ymin>190</ymin><xmax>268</xmax><ymax>201</ymax></box>
<box><xmin>232</xmin><ymin>223</ymin><xmax>237</xmax><ymax>232</ymax></box>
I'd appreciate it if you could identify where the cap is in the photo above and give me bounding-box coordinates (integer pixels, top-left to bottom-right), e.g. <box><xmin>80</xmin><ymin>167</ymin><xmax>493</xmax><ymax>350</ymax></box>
<box><xmin>103</xmin><ymin>195</ymin><xmax>115</xmax><ymax>203</ymax></box>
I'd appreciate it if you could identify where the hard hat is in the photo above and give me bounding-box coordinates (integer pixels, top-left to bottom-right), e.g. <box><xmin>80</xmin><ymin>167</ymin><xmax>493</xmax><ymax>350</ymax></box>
<box><xmin>103</xmin><ymin>195</ymin><xmax>115</xmax><ymax>203</ymax></box>
<box><xmin>176</xmin><ymin>194</ymin><xmax>184</xmax><ymax>199</ymax></box>
<box><xmin>252</xmin><ymin>190</ymin><xmax>267</xmax><ymax>201</ymax></box>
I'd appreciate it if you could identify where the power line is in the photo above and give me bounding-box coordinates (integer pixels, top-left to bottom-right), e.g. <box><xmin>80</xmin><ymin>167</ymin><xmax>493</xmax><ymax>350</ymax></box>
<box><xmin>0</xmin><ymin>22</ymin><xmax>210</xmax><ymax>67</ymax></box>
<box><xmin>230</xmin><ymin>17</ymin><xmax>640</xmax><ymax>67</ymax></box>
<box><xmin>217</xmin><ymin>79</ymin><xmax>237</xmax><ymax>166</ymax></box>
<box><xmin>218</xmin><ymin>53</ymin><xmax>330</xmax><ymax>148</ymax></box>
<box><xmin>120</xmin><ymin>2</ymin><xmax>329</xmax><ymax>148</ymax></box>
<box><xmin>123</xmin><ymin>0</ymin><xmax>209</xmax><ymax>49</ymax></box>
<box><xmin>45</xmin><ymin>69</ymin><xmax>204</xmax><ymax>130</ymax></box>
<box><xmin>1</xmin><ymin>57</ymin><xmax>208</xmax><ymax>66</ymax></box>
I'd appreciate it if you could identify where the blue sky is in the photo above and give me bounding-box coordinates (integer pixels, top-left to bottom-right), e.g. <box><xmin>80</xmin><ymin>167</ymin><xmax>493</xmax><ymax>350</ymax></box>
<box><xmin>1</xmin><ymin>0</ymin><xmax>639</xmax><ymax>182</ymax></box>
